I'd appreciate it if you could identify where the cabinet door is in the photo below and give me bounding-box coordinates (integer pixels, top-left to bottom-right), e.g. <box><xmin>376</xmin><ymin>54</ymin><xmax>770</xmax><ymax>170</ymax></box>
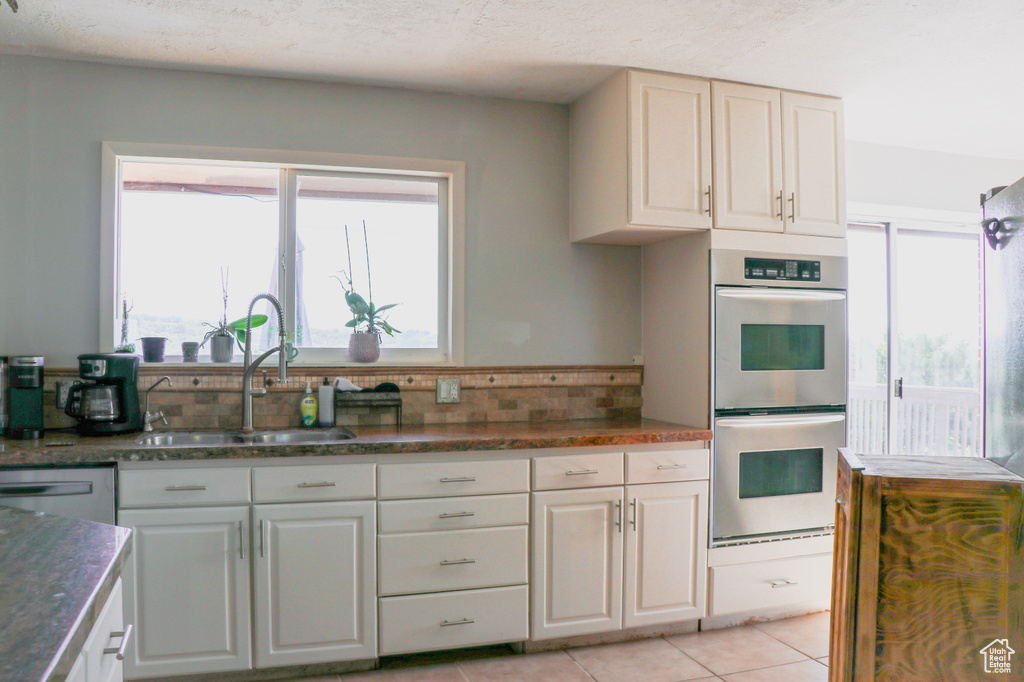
<box><xmin>629</xmin><ymin>71</ymin><xmax>712</xmax><ymax>230</ymax></box>
<box><xmin>712</xmin><ymin>81</ymin><xmax>783</xmax><ymax>233</ymax></box>
<box><xmin>119</xmin><ymin>506</ymin><xmax>251</xmax><ymax>678</ymax></box>
<box><xmin>252</xmin><ymin>501</ymin><xmax>376</xmax><ymax>668</ymax></box>
<box><xmin>782</xmin><ymin>92</ymin><xmax>845</xmax><ymax>238</ymax></box>
<box><xmin>530</xmin><ymin>487</ymin><xmax>623</xmax><ymax>640</ymax></box>
<box><xmin>623</xmin><ymin>481</ymin><xmax>708</xmax><ymax>628</ymax></box>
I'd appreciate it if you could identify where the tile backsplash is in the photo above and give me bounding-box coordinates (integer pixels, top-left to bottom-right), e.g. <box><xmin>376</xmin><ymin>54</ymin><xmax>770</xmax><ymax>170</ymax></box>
<box><xmin>41</xmin><ymin>365</ymin><xmax>643</xmax><ymax>431</ymax></box>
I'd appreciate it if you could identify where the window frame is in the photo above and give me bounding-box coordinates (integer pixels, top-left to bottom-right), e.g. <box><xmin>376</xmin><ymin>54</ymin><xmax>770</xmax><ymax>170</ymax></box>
<box><xmin>101</xmin><ymin>142</ymin><xmax>465</xmax><ymax>366</ymax></box>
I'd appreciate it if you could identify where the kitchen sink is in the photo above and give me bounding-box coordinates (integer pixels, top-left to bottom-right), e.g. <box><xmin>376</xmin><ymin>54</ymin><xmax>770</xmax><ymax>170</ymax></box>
<box><xmin>134</xmin><ymin>428</ymin><xmax>358</xmax><ymax>447</ymax></box>
<box><xmin>135</xmin><ymin>432</ymin><xmax>250</xmax><ymax>447</ymax></box>
<box><xmin>247</xmin><ymin>428</ymin><xmax>357</xmax><ymax>444</ymax></box>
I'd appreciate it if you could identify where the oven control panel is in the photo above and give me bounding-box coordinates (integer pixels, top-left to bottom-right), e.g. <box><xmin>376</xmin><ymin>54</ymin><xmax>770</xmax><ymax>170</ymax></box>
<box><xmin>744</xmin><ymin>257</ymin><xmax>821</xmax><ymax>282</ymax></box>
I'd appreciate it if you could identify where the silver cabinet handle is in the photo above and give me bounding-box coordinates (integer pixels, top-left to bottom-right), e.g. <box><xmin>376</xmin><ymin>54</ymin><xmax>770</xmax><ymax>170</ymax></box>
<box><xmin>0</xmin><ymin>481</ymin><xmax>93</xmax><ymax>497</ymax></box>
<box><xmin>704</xmin><ymin>185</ymin><xmax>712</xmax><ymax>216</ymax></box>
<box><xmin>656</xmin><ymin>464</ymin><xmax>688</xmax><ymax>470</ymax></box>
<box><xmin>629</xmin><ymin>498</ymin><xmax>637</xmax><ymax>530</ymax></box>
<box><xmin>165</xmin><ymin>485</ymin><xmax>207</xmax><ymax>492</ymax></box>
<box><xmin>614</xmin><ymin>499</ymin><xmax>622</xmax><ymax>533</ymax></box>
<box><xmin>565</xmin><ymin>469</ymin><xmax>599</xmax><ymax>476</ymax></box>
<box><xmin>440</xmin><ymin>618</ymin><xmax>475</xmax><ymax>627</ymax></box>
<box><xmin>440</xmin><ymin>558</ymin><xmax>476</xmax><ymax>566</ymax></box>
<box><xmin>776</xmin><ymin>190</ymin><xmax>784</xmax><ymax>219</ymax></box>
<box><xmin>259</xmin><ymin>519</ymin><xmax>265</xmax><ymax>559</ymax></box>
<box><xmin>297</xmin><ymin>481</ymin><xmax>336</xmax><ymax>488</ymax></box>
<box><xmin>770</xmin><ymin>579</ymin><xmax>798</xmax><ymax>588</ymax></box>
<box><xmin>102</xmin><ymin>623</ymin><xmax>133</xmax><ymax>660</ymax></box>
<box><xmin>835</xmin><ymin>495</ymin><xmax>844</xmax><ymax>505</ymax></box>
<box><xmin>788</xmin><ymin>191</ymin><xmax>796</xmax><ymax>221</ymax></box>
<box><xmin>238</xmin><ymin>521</ymin><xmax>245</xmax><ymax>560</ymax></box>
<box><xmin>440</xmin><ymin>477</ymin><xmax>476</xmax><ymax>483</ymax></box>
<box><xmin>439</xmin><ymin>511</ymin><xmax>476</xmax><ymax>519</ymax></box>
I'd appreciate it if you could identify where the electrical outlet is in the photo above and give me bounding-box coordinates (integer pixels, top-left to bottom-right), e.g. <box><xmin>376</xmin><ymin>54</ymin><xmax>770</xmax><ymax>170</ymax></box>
<box><xmin>436</xmin><ymin>378</ymin><xmax>461</xmax><ymax>404</ymax></box>
<box><xmin>55</xmin><ymin>381</ymin><xmax>79</xmax><ymax>409</ymax></box>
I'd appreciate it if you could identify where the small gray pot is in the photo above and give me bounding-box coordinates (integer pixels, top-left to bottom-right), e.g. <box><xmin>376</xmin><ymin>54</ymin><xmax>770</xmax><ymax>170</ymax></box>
<box><xmin>348</xmin><ymin>332</ymin><xmax>381</xmax><ymax>363</ymax></box>
<box><xmin>210</xmin><ymin>334</ymin><xmax>235</xmax><ymax>363</ymax></box>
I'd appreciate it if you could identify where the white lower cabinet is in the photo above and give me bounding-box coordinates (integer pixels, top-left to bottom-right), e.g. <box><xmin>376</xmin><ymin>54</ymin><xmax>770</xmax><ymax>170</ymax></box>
<box><xmin>531</xmin><ymin>449</ymin><xmax>710</xmax><ymax>641</ymax></box>
<box><xmin>119</xmin><ymin>505</ymin><xmax>252</xmax><ymax>678</ymax></box>
<box><xmin>252</xmin><ymin>500</ymin><xmax>376</xmax><ymax>668</ymax></box>
<box><xmin>67</xmin><ymin>578</ymin><xmax>128</xmax><ymax>682</ymax></box>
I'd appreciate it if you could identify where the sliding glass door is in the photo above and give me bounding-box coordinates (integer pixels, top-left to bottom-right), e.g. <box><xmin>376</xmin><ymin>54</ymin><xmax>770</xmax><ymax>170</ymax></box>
<box><xmin>847</xmin><ymin>221</ymin><xmax>982</xmax><ymax>456</ymax></box>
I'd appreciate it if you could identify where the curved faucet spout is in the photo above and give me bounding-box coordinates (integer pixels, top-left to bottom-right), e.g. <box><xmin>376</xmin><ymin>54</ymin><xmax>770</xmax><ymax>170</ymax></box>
<box><xmin>241</xmin><ymin>293</ymin><xmax>288</xmax><ymax>431</ymax></box>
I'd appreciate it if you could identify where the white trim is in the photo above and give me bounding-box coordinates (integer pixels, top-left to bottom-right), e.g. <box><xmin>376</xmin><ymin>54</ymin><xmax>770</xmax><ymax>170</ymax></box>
<box><xmin>100</xmin><ymin>141</ymin><xmax>466</xmax><ymax>365</ymax></box>
<box><xmin>848</xmin><ymin>201</ymin><xmax>979</xmax><ymax>233</ymax></box>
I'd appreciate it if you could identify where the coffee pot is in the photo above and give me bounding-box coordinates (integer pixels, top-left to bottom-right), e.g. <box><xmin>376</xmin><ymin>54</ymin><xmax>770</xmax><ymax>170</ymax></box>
<box><xmin>65</xmin><ymin>353</ymin><xmax>143</xmax><ymax>435</ymax></box>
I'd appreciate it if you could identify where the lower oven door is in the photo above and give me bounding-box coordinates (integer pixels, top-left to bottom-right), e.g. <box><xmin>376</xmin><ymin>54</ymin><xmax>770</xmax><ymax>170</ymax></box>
<box><xmin>712</xmin><ymin>411</ymin><xmax>845</xmax><ymax>545</ymax></box>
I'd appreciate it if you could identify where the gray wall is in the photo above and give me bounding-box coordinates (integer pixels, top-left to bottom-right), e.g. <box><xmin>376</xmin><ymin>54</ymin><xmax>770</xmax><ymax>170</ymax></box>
<box><xmin>0</xmin><ymin>55</ymin><xmax>641</xmax><ymax>367</ymax></box>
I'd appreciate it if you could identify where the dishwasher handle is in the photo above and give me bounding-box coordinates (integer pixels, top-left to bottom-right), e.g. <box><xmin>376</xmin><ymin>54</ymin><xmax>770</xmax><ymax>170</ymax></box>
<box><xmin>0</xmin><ymin>481</ymin><xmax>94</xmax><ymax>497</ymax></box>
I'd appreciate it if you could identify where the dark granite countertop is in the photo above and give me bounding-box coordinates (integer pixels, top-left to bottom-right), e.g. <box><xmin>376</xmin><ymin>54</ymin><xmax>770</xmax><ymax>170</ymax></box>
<box><xmin>0</xmin><ymin>506</ymin><xmax>132</xmax><ymax>682</ymax></box>
<box><xmin>0</xmin><ymin>418</ymin><xmax>711</xmax><ymax>466</ymax></box>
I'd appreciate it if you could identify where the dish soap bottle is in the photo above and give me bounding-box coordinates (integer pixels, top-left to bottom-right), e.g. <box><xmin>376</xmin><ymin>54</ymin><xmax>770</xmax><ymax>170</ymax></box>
<box><xmin>300</xmin><ymin>380</ymin><xmax>317</xmax><ymax>427</ymax></box>
<box><xmin>318</xmin><ymin>376</ymin><xmax>335</xmax><ymax>428</ymax></box>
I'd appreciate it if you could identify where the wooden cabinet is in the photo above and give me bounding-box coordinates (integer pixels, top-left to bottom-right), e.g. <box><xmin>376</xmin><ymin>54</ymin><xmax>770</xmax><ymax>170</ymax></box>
<box><xmin>252</xmin><ymin>500</ymin><xmax>376</xmax><ymax>669</ymax></box>
<box><xmin>712</xmin><ymin>81</ymin><xmax>844</xmax><ymax>237</ymax></box>
<box><xmin>119</xmin><ymin>505</ymin><xmax>252</xmax><ymax>679</ymax></box>
<box><xmin>531</xmin><ymin>448</ymin><xmax>710</xmax><ymax>640</ymax></box>
<box><xmin>830</xmin><ymin>449</ymin><xmax>1024</xmax><ymax>682</ymax></box>
<box><xmin>570</xmin><ymin>69</ymin><xmax>713</xmax><ymax>244</ymax></box>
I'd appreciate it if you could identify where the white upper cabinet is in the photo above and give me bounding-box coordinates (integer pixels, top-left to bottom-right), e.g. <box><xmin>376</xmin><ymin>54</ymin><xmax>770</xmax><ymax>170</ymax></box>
<box><xmin>628</xmin><ymin>72</ymin><xmax>713</xmax><ymax>231</ymax></box>
<box><xmin>571</xmin><ymin>70</ymin><xmax>712</xmax><ymax>245</ymax></box>
<box><xmin>712</xmin><ymin>81</ymin><xmax>845</xmax><ymax>237</ymax></box>
<box><xmin>781</xmin><ymin>91</ymin><xmax>846</xmax><ymax>237</ymax></box>
<box><xmin>712</xmin><ymin>81</ymin><xmax>784</xmax><ymax>233</ymax></box>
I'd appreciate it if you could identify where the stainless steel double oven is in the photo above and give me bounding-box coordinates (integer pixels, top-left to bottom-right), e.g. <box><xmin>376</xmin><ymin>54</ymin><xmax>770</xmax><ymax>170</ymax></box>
<box><xmin>711</xmin><ymin>250</ymin><xmax>847</xmax><ymax>546</ymax></box>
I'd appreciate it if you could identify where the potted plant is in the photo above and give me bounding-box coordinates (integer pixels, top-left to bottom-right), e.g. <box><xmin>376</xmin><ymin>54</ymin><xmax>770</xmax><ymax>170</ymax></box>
<box><xmin>333</xmin><ymin>222</ymin><xmax>400</xmax><ymax>363</ymax></box>
<box><xmin>200</xmin><ymin>268</ymin><xmax>268</xmax><ymax>362</ymax></box>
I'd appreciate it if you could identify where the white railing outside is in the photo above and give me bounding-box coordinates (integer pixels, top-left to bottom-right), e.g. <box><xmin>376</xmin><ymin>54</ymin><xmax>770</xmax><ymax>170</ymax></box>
<box><xmin>848</xmin><ymin>383</ymin><xmax>982</xmax><ymax>457</ymax></box>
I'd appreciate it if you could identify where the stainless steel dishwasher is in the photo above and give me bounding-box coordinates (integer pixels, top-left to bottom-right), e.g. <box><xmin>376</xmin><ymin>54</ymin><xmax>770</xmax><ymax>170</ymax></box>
<box><xmin>0</xmin><ymin>464</ymin><xmax>116</xmax><ymax>524</ymax></box>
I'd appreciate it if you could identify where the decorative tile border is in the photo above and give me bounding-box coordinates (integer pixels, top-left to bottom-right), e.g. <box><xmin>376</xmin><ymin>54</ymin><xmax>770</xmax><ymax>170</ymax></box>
<box><xmin>40</xmin><ymin>365</ymin><xmax>644</xmax><ymax>430</ymax></box>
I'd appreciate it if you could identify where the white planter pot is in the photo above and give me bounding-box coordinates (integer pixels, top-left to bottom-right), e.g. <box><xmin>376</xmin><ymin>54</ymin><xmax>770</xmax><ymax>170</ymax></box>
<box><xmin>348</xmin><ymin>332</ymin><xmax>381</xmax><ymax>363</ymax></box>
<box><xmin>210</xmin><ymin>334</ymin><xmax>235</xmax><ymax>363</ymax></box>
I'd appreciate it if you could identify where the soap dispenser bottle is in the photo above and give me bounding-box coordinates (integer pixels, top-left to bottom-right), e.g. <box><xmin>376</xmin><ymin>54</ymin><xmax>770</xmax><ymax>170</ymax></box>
<box><xmin>300</xmin><ymin>380</ymin><xmax>317</xmax><ymax>427</ymax></box>
<box><xmin>318</xmin><ymin>377</ymin><xmax>335</xmax><ymax>428</ymax></box>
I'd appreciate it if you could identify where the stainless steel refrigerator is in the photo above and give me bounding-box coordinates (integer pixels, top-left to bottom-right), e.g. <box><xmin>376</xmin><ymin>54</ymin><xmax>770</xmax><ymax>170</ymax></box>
<box><xmin>982</xmin><ymin>175</ymin><xmax>1024</xmax><ymax>465</ymax></box>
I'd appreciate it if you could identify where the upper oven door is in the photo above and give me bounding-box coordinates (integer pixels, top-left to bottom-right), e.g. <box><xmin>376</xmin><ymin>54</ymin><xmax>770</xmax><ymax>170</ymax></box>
<box><xmin>715</xmin><ymin>286</ymin><xmax>847</xmax><ymax>411</ymax></box>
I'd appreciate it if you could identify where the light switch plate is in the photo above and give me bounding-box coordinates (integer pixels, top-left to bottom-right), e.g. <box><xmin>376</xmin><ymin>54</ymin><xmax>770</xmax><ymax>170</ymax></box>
<box><xmin>436</xmin><ymin>378</ymin><xmax>461</xmax><ymax>404</ymax></box>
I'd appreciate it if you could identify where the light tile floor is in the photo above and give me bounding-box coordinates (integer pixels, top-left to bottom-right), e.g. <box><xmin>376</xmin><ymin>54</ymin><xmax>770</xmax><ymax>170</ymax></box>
<box><xmin>285</xmin><ymin>612</ymin><xmax>831</xmax><ymax>682</ymax></box>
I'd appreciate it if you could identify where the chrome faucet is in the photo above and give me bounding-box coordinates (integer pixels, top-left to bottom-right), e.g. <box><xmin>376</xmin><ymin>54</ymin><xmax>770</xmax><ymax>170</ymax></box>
<box><xmin>241</xmin><ymin>293</ymin><xmax>288</xmax><ymax>431</ymax></box>
<box><xmin>143</xmin><ymin>376</ymin><xmax>172</xmax><ymax>431</ymax></box>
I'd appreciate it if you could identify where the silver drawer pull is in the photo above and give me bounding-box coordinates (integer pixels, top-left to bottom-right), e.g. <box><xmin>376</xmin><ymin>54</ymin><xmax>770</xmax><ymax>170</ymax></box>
<box><xmin>565</xmin><ymin>469</ymin><xmax>599</xmax><ymax>476</ymax></box>
<box><xmin>297</xmin><ymin>481</ymin><xmax>337</xmax><ymax>488</ymax></box>
<box><xmin>656</xmin><ymin>464</ymin><xmax>689</xmax><ymax>470</ymax></box>
<box><xmin>440</xmin><ymin>618</ymin><xmax>476</xmax><ymax>627</ymax></box>
<box><xmin>770</xmin><ymin>579</ymin><xmax>798</xmax><ymax>589</ymax></box>
<box><xmin>440</xmin><ymin>558</ymin><xmax>476</xmax><ymax>566</ymax></box>
<box><xmin>439</xmin><ymin>511</ymin><xmax>476</xmax><ymax>519</ymax></box>
<box><xmin>102</xmin><ymin>623</ymin><xmax>134</xmax><ymax>660</ymax></box>
<box><xmin>165</xmin><ymin>485</ymin><xmax>207</xmax><ymax>492</ymax></box>
<box><xmin>440</xmin><ymin>476</ymin><xmax>476</xmax><ymax>483</ymax></box>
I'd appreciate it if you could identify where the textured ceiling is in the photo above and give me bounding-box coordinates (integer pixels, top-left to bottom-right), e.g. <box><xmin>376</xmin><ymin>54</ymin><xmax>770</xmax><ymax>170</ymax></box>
<box><xmin>2</xmin><ymin>0</ymin><xmax>1023</xmax><ymax>159</ymax></box>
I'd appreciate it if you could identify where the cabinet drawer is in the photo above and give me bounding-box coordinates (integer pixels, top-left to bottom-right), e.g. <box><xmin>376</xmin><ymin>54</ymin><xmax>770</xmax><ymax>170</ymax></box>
<box><xmin>119</xmin><ymin>467</ymin><xmax>251</xmax><ymax>508</ymax></box>
<box><xmin>252</xmin><ymin>463</ymin><xmax>375</xmax><ymax>502</ymax></box>
<box><xmin>626</xmin><ymin>449</ymin><xmax>710</xmax><ymax>484</ymax></box>
<box><xmin>379</xmin><ymin>493</ymin><xmax>528</xmax><ymax>533</ymax></box>
<box><xmin>378</xmin><ymin>526</ymin><xmax>528</xmax><ymax>596</ymax></box>
<box><xmin>709</xmin><ymin>553</ymin><xmax>832</xmax><ymax>616</ymax></box>
<box><xmin>379</xmin><ymin>585</ymin><xmax>529</xmax><ymax>655</ymax></box>
<box><xmin>378</xmin><ymin>459</ymin><xmax>529</xmax><ymax>499</ymax></box>
<box><xmin>532</xmin><ymin>451</ymin><xmax>624</xmax><ymax>490</ymax></box>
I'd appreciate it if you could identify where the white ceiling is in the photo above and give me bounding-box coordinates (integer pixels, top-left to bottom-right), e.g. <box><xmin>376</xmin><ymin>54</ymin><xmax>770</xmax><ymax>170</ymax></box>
<box><xmin>2</xmin><ymin>0</ymin><xmax>1023</xmax><ymax>160</ymax></box>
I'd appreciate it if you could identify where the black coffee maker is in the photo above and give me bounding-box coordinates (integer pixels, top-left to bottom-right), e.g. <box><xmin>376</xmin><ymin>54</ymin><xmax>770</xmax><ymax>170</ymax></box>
<box><xmin>6</xmin><ymin>356</ymin><xmax>45</xmax><ymax>440</ymax></box>
<box><xmin>65</xmin><ymin>353</ymin><xmax>143</xmax><ymax>435</ymax></box>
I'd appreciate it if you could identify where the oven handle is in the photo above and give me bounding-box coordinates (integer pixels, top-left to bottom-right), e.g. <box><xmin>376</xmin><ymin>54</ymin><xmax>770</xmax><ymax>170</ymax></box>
<box><xmin>716</xmin><ymin>288</ymin><xmax>846</xmax><ymax>302</ymax></box>
<box><xmin>715</xmin><ymin>414</ymin><xmax>846</xmax><ymax>428</ymax></box>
